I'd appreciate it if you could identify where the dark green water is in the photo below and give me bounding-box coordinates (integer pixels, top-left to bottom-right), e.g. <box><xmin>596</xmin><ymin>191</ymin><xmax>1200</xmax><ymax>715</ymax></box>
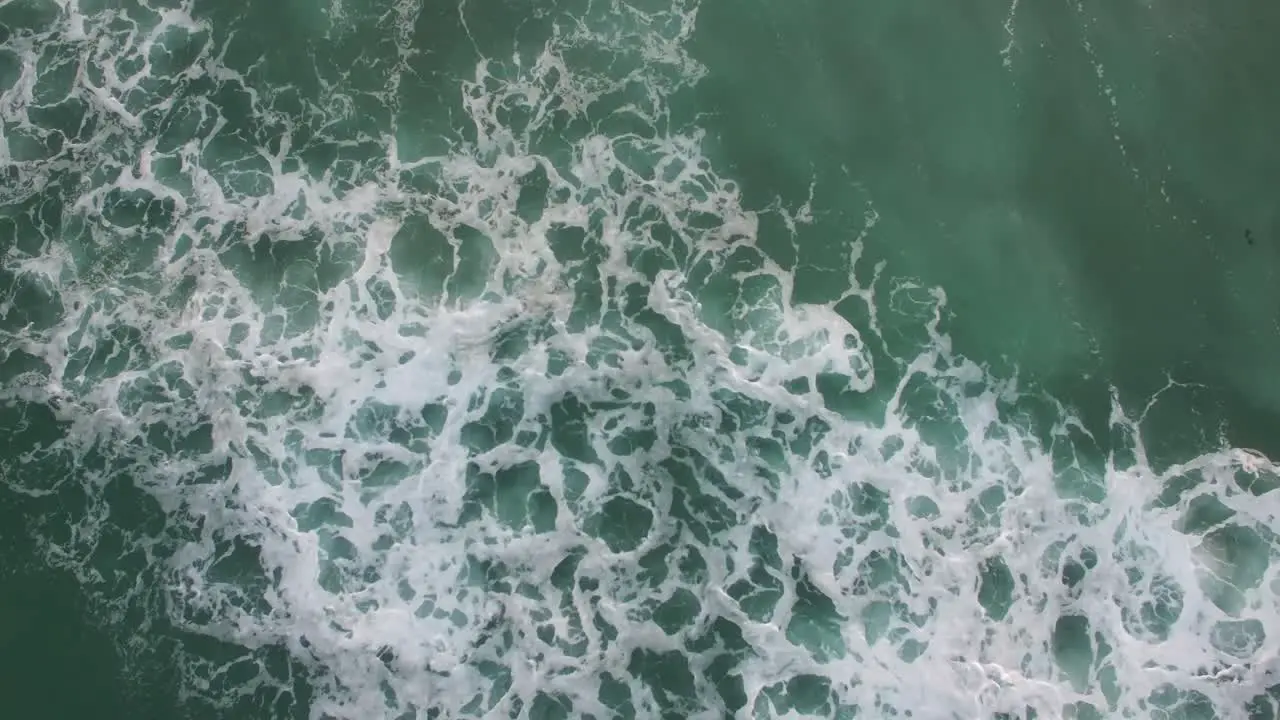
<box><xmin>2</xmin><ymin>1</ymin><xmax>1279</xmax><ymax>718</ymax></box>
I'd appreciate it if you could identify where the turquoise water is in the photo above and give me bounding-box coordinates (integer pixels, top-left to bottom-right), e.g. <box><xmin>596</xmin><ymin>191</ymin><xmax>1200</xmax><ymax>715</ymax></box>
<box><xmin>2</xmin><ymin>1</ymin><xmax>1280</xmax><ymax>718</ymax></box>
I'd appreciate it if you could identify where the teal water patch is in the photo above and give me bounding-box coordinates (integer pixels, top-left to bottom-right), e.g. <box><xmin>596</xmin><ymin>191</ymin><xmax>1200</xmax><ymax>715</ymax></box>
<box><xmin>3</xmin><ymin>1</ymin><xmax>1280</xmax><ymax>719</ymax></box>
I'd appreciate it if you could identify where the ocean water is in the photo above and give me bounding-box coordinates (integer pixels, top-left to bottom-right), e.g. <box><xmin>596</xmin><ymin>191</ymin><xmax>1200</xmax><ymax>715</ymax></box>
<box><xmin>2</xmin><ymin>1</ymin><xmax>1280</xmax><ymax>718</ymax></box>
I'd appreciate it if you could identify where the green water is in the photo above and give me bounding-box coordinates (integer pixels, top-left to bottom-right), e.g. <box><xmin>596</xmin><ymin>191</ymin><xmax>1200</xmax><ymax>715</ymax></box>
<box><xmin>2</xmin><ymin>1</ymin><xmax>1279</xmax><ymax>718</ymax></box>
<box><xmin>689</xmin><ymin>0</ymin><xmax>1280</xmax><ymax>455</ymax></box>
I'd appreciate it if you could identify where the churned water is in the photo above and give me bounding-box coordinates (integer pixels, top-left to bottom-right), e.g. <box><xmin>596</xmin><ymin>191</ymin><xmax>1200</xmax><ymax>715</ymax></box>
<box><xmin>2</xmin><ymin>1</ymin><xmax>1279</xmax><ymax>718</ymax></box>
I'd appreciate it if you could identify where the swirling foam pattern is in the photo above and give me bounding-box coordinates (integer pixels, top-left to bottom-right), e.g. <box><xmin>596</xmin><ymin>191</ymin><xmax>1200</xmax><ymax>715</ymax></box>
<box><xmin>1</xmin><ymin>1</ymin><xmax>1278</xmax><ymax>718</ymax></box>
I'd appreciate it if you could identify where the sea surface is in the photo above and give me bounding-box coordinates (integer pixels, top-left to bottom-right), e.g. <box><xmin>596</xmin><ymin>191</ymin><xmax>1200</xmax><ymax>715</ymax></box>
<box><xmin>2</xmin><ymin>1</ymin><xmax>1280</xmax><ymax>718</ymax></box>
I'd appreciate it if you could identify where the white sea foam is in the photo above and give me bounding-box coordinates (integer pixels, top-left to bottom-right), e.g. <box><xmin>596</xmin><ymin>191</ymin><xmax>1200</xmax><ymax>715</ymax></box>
<box><xmin>1</xmin><ymin>1</ymin><xmax>1278</xmax><ymax>719</ymax></box>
